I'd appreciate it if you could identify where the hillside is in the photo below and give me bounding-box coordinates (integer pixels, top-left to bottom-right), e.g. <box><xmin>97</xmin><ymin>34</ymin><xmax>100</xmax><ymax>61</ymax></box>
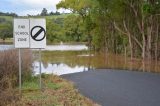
<box><xmin>0</xmin><ymin>13</ymin><xmax>86</xmax><ymax>44</ymax></box>
<box><xmin>0</xmin><ymin>14</ymin><xmax>73</xmax><ymax>21</ymax></box>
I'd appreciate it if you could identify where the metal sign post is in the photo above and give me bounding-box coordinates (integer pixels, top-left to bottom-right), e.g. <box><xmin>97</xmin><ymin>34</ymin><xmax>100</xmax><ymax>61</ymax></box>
<box><xmin>18</xmin><ymin>49</ymin><xmax>22</xmax><ymax>93</ymax></box>
<box><xmin>39</xmin><ymin>49</ymin><xmax>42</xmax><ymax>90</ymax></box>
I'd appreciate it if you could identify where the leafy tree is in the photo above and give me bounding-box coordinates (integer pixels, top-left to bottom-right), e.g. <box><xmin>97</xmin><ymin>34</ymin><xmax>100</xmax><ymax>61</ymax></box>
<box><xmin>49</xmin><ymin>11</ymin><xmax>61</xmax><ymax>15</ymax></box>
<box><xmin>57</xmin><ymin>0</ymin><xmax>97</xmax><ymax>49</ymax></box>
<box><xmin>40</xmin><ymin>8</ymin><xmax>48</xmax><ymax>16</ymax></box>
<box><xmin>0</xmin><ymin>22</ymin><xmax>12</xmax><ymax>43</ymax></box>
<box><xmin>57</xmin><ymin>0</ymin><xmax>160</xmax><ymax>60</ymax></box>
<box><xmin>46</xmin><ymin>15</ymin><xmax>87</xmax><ymax>43</ymax></box>
<box><xmin>47</xmin><ymin>18</ymin><xmax>64</xmax><ymax>43</ymax></box>
<box><xmin>63</xmin><ymin>15</ymin><xmax>86</xmax><ymax>42</ymax></box>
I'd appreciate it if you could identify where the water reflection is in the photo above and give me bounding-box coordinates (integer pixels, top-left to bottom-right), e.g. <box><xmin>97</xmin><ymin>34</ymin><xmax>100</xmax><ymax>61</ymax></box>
<box><xmin>0</xmin><ymin>45</ymin><xmax>14</xmax><ymax>51</ymax></box>
<box><xmin>0</xmin><ymin>44</ymin><xmax>88</xmax><ymax>51</ymax></box>
<box><xmin>44</xmin><ymin>45</ymin><xmax>88</xmax><ymax>51</ymax></box>
<box><xmin>33</xmin><ymin>61</ymin><xmax>89</xmax><ymax>75</ymax></box>
<box><xmin>38</xmin><ymin>51</ymin><xmax>160</xmax><ymax>74</ymax></box>
<box><xmin>1</xmin><ymin>45</ymin><xmax>160</xmax><ymax>74</ymax></box>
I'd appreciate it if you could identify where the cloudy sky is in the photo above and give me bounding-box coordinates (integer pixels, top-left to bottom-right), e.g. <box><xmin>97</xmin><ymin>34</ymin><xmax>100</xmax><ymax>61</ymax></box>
<box><xmin>0</xmin><ymin>0</ymin><xmax>68</xmax><ymax>16</ymax></box>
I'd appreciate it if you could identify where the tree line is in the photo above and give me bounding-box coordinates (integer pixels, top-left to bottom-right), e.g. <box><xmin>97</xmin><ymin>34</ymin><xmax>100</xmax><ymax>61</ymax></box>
<box><xmin>40</xmin><ymin>8</ymin><xmax>61</xmax><ymax>16</ymax></box>
<box><xmin>47</xmin><ymin>14</ymin><xmax>88</xmax><ymax>43</ymax></box>
<box><xmin>27</xmin><ymin>8</ymin><xmax>61</xmax><ymax>16</ymax></box>
<box><xmin>57</xmin><ymin>0</ymin><xmax>160</xmax><ymax>61</ymax></box>
<box><xmin>0</xmin><ymin>18</ymin><xmax>12</xmax><ymax>42</ymax></box>
<box><xmin>0</xmin><ymin>12</ymin><xmax>18</xmax><ymax>17</ymax></box>
<box><xmin>0</xmin><ymin>13</ymin><xmax>87</xmax><ymax>44</ymax></box>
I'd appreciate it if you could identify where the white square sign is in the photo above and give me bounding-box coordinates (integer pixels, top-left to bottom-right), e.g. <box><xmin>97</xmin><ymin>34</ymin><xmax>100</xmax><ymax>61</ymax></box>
<box><xmin>14</xmin><ymin>19</ymin><xmax>30</xmax><ymax>48</ymax></box>
<box><xmin>13</xmin><ymin>18</ymin><xmax>46</xmax><ymax>49</ymax></box>
<box><xmin>30</xmin><ymin>19</ymin><xmax>46</xmax><ymax>49</ymax></box>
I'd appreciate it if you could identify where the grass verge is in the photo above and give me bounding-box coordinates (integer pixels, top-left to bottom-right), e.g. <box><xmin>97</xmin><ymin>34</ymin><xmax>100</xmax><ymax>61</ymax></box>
<box><xmin>13</xmin><ymin>75</ymin><xmax>99</xmax><ymax>106</ymax></box>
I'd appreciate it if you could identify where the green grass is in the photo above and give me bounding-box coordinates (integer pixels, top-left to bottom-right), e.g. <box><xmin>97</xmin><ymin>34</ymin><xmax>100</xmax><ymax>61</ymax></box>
<box><xmin>46</xmin><ymin>81</ymin><xmax>61</xmax><ymax>90</ymax></box>
<box><xmin>22</xmin><ymin>81</ymin><xmax>39</xmax><ymax>90</ymax></box>
<box><xmin>15</xmin><ymin>75</ymin><xmax>98</xmax><ymax>106</ymax></box>
<box><xmin>0</xmin><ymin>16</ymin><xmax>13</xmax><ymax>22</ymax></box>
<box><xmin>22</xmin><ymin>75</ymin><xmax>61</xmax><ymax>91</ymax></box>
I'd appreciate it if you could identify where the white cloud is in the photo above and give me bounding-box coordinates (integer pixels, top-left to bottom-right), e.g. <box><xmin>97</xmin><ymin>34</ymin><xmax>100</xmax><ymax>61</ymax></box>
<box><xmin>10</xmin><ymin>0</ymin><xmax>61</xmax><ymax>8</ymax></box>
<box><xmin>6</xmin><ymin>0</ymin><xmax>64</xmax><ymax>16</ymax></box>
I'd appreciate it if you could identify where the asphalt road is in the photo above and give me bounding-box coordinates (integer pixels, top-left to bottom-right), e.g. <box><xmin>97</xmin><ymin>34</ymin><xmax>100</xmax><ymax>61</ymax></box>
<box><xmin>61</xmin><ymin>69</ymin><xmax>160</xmax><ymax>106</ymax></box>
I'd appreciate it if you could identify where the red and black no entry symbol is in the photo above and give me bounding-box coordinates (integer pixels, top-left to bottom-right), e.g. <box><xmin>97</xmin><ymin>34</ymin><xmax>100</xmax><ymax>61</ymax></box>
<box><xmin>31</xmin><ymin>26</ymin><xmax>46</xmax><ymax>41</ymax></box>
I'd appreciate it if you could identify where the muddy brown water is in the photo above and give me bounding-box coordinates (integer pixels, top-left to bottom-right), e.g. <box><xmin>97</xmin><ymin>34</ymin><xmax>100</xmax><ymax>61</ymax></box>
<box><xmin>1</xmin><ymin>45</ymin><xmax>159</xmax><ymax>75</ymax></box>
<box><xmin>33</xmin><ymin>51</ymin><xmax>160</xmax><ymax>75</ymax></box>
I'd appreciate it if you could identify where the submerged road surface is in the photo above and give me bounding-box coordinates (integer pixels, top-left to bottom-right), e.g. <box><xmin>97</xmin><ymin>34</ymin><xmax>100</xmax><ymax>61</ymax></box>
<box><xmin>61</xmin><ymin>69</ymin><xmax>160</xmax><ymax>106</ymax></box>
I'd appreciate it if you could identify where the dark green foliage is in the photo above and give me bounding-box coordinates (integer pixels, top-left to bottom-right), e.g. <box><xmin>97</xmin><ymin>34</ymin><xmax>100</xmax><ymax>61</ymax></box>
<box><xmin>0</xmin><ymin>18</ymin><xmax>6</xmax><ymax>23</ymax></box>
<box><xmin>0</xmin><ymin>12</ymin><xmax>18</xmax><ymax>17</ymax></box>
<box><xmin>40</xmin><ymin>8</ymin><xmax>61</xmax><ymax>16</ymax></box>
<box><xmin>47</xmin><ymin>14</ymin><xmax>87</xmax><ymax>43</ymax></box>
<box><xmin>57</xmin><ymin>0</ymin><xmax>160</xmax><ymax>60</ymax></box>
<box><xmin>49</xmin><ymin>11</ymin><xmax>61</xmax><ymax>15</ymax></box>
<box><xmin>0</xmin><ymin>20</ymin><xmax>12</xmax><ymax>41</ymax></box>
<box><xmin>40</xmin><ymin>8</ymin><xmax>48</xmax><ymax>16</ymax></box>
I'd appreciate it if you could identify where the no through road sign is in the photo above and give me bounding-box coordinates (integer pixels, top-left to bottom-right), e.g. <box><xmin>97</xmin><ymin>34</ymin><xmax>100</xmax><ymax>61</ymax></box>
<box><xmin>31</xmin><ymin>26</ymin><xmax>46</xmax><ymax>41</ymax></box>
<box><xmin>30</xmin><ymin>19</ymin><xmax>46</xmax><ymax>49</ymax></box>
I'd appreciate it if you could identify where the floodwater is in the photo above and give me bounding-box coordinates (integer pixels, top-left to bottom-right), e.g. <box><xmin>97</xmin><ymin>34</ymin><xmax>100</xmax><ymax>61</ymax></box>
<box><xmin>33</xmin><ymin>51</ymin><xmax>92</xmax><ymax>75</ymax></box>
<box><xmin>0</xmin><ymin>44</ymin><xmax>88</xmax><ymax>51</ymax></box>
<box><xmin>33</xmin><ymin>51</ymin><xmax>160</xmax><ymax>75</ymax></box>
<box><xmin>1</xmin><ymin>44</ymin><xmax>160</xmax><ymax>75</ymax></box>
<box><xmin>44</xmin><ymin>45</ymin><xmax>88</xmax><ymax>51</ymax></box>
<box><xmin>0</xmin><ymin>45</ymin><xmax>14</xmax><ymax>51</ymax></box>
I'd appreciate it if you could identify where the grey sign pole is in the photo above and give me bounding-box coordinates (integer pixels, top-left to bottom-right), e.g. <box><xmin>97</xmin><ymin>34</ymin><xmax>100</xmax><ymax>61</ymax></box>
<box><xmin>39</xmin><ymin>49</ymin><xmax>42</xmax><ymax>90</ymax></box>
<box><xmin>18</xmin><ymin>49</ymin><xmax>22</xmax><ymax>93</ymax></box>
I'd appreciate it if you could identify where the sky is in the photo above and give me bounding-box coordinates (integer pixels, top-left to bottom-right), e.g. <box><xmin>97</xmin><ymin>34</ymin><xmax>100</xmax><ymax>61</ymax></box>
<box><xmin>0</xmin><ymin>0</ymin><xmax>69</xmax><ymax>16</ymax></box>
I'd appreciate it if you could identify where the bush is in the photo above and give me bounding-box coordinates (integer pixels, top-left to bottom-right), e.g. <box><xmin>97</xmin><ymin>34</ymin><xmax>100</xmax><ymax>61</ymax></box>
<box><xmin>0</xmin><ymin>49</ymin><xmax>33</xmax><ymax>105</ymax></box>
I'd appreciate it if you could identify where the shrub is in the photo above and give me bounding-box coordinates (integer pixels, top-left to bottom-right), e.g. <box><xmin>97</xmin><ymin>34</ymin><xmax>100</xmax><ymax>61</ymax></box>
<box><xmin>0</xmin><ymin>49</ymin><xmax>33</xmax><ymax>105</ymax></box>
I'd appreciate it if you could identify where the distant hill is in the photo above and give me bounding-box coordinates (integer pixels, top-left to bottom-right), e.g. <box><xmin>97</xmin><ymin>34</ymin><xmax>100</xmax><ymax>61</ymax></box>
<box><xmin>0</xmin><ymin>13</ymin><xmax>75</xmax><ymax>22</ymax></box>
<box><xmin>0</xmin><ymin>13</ymin><xmax>83</xmax><ymax>44</ymax></box>
<box><xmin>0</xmin><ymin>12</ymin><xmax>18</xmax><ymax>17</ymax></box>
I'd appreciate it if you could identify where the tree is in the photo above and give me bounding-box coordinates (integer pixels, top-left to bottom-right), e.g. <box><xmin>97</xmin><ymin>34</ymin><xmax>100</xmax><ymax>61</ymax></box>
<box><xmin>57</xmin><ymin>0</ymin><xmax>97</xmax><ymax>49</ymax></box>
<box><xmin>0</xmin><ymin>22</ymin><xmax>12</xmax><ymax>43</ymax></box>
<box><xmin>57</xmin><ymin>0</ymin><xmax>160</xmax><ymax>60</ymax></box>
<box><xmin>40</xmin><ymin>8</ymin><xmax>48</xmax><ymax>16</ymax></box>
<box><xmin>49</xmin><ymin>11</ymin><xmax>61</xmax><ymax>15</ymax></box>
<box><xmin>47</xmin><ymin>18</ymin><xmax>64</xmax><ymax>43</ymax></box>
<box><xmin>63</xmin><ymin>15</ymin><xmax>86</xmax><ymax>42</ymax></box>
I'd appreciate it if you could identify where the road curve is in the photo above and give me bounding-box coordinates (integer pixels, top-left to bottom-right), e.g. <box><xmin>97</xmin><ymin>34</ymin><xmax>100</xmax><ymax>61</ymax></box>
<box><xmin>61</xmin><ymin>69</ymin><xmax>160</xmax><ymax>106</ymax></box>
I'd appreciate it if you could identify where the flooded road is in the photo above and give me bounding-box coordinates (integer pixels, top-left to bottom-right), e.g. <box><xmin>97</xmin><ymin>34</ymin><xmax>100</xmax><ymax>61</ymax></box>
<box><xmin>1</xmin><ymin>44</ymin><xmax>160</xmax><ymax>75</ymax></box>
<box><xmin>33</xmin><ymin>51</ymin><xmax>160</xmax><ymax>75</ymax></box>
<box><xmin>33</xmin><ymin>61</ymin><xmax>89</xmax><ymax>75</ymax></box>
<box><xmin>0</xmin><ymin>44</ymin><xmax>88</xmax><ymax>51</ymax></box>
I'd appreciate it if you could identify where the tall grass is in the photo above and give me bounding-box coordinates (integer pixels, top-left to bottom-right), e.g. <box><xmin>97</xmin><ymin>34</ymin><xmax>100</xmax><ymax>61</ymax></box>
<box><xmin>0</xmin><ymin>49</ymin><xmax>33</xmax><ymax>105</ymax></box>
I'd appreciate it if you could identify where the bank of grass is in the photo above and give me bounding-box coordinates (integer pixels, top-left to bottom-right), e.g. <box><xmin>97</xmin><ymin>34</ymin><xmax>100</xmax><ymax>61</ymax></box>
<box><xmin>0</xmin><ymin>38</ymin><xmax>13</xmax><ymax>44</ymax></box>
<box><xmin>15</xmin><ymin>75</ymin><xmax>99</xmax><ymax>106</ymax></box>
